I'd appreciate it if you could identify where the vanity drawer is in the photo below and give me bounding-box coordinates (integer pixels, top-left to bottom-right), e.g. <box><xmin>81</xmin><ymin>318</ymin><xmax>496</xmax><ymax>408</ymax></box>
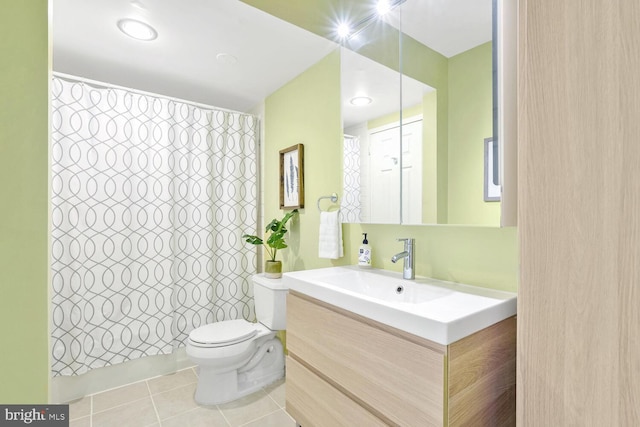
<box><xmin>287</xmin><ymin>292</ymin><xmax>446</xmax><ymax>426</ymax></box>
<box><xmin>286</xmin><ymin>356</ymin><xmax>387</xmax><ymax>427</ymax></box>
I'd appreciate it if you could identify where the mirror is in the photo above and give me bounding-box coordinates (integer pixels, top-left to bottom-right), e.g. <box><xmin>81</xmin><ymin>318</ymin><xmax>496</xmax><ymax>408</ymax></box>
<box><xmin>340</xmin><ymin>48</ymin><xmax>435</xmax><ymax>224</ymax></box>
<box><xmin>339</xmin><ymin>0</ymin><xmax>502</xmax><ymax>225</ymax></box>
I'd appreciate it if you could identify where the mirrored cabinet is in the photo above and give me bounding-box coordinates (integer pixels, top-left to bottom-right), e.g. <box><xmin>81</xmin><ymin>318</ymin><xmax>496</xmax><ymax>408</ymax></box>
<box><xmin>242</xmin><ymin>0</ymin><xmax>516</xmax><ymax>226</ymax></box>
<box><xmin>337</xmin><ymin>0</ymin><xmax>515</xmax><ymax>226</ymax></box>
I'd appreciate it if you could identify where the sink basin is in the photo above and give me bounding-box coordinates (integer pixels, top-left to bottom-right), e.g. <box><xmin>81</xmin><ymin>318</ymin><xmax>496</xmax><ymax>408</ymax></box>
<box><xmin>282</xmin><ymin>266</ymin><xmax>517</xmax><ymax>345</ymax></box>
<box><xmin>308</xmin><ymin>268</ymin><xmax>453</xmax><ymax>304</ymax></box>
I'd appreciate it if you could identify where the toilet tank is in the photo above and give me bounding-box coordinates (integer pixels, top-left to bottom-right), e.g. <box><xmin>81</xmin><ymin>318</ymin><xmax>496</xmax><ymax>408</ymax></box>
<box><xmin>252</xmin><ymin>274</ymin><xmax>289</xmax><ymax>330</ymax></box>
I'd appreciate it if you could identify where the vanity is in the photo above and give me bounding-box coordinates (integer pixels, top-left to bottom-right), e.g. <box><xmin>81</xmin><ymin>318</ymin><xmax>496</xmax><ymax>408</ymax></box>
<box><xmin>282</xmin><ymin>267</ymin><xmax>517</xmax><ymax>426</ymax></box>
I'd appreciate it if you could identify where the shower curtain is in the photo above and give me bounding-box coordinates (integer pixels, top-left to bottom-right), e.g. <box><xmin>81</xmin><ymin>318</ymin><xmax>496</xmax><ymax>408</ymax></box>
<box><xmin>50</xmin><ymin>75</ymin><xmax>258</xmax><ymax>376</ymax></box>
<box><xmin>341</xmin><ymin>135</ymin><xmax>362</xmax><ymax>222</ymax></box>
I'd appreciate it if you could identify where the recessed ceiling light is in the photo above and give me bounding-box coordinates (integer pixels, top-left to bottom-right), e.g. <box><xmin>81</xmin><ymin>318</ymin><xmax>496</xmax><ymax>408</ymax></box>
<box><xmin>350</xmin><ymin>96</ymin><xmax>373</xmax><ymax>106</ymax></box>
<box><xmin>376</xmin><ymin>0</ymin><xmax>392</xmax><ymax>16</ymax></box>
<box><xmin>117</xmin><ymin>19</ymin><xmax>157</xmax><ymax>41</ymax></box>
<box><xmin>336</xmin><ymin>22</ymin><xmax>352</xmax><ymax>39</ymax></box>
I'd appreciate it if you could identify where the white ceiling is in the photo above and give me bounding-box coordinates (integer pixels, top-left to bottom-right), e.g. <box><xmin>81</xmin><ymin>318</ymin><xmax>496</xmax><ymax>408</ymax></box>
<box><xmin>391</xmin><ymin>0</ymin><xmax>492</xmax><ymax>58</ymax></box>
<box><xmin>52</xmin><ymin>0</ymin><xmax>338</xmax><ymax>112</ymax></box>
<box><xmin>53</xmin><ymin>0</ymin><xmax>491</xmax><ymax>115</ymax></box>
<box><xmin>341</xmin><ymin>48</ymin><xmax>434</xmax><ymax>129</ymax></box>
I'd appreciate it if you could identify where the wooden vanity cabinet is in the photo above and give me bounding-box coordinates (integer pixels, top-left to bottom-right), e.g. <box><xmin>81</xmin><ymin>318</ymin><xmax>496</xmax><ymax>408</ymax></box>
<box><xmin>285</xmin><ymin>291</ymin><xmax>516</xmax><ymax>427</ymax></box>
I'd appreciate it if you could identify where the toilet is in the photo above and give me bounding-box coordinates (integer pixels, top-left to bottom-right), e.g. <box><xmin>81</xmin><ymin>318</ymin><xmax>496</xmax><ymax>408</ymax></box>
<box><xmin>186</xmin><ymin>274</ymin><xmax>288</xmax><ymax>405</ymax></box>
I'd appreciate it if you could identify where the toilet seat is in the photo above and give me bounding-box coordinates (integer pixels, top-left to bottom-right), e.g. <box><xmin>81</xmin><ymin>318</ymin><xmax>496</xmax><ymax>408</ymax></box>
<box><xmin>189</xmin><ymin>319</ymin><xmax>258</xmax><ymax>348</ymax></box>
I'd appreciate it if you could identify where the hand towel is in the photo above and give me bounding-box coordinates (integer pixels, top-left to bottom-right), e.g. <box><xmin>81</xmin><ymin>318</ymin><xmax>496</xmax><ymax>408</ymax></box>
<box><xmin>318</xmin><ymin>210</ymin><xmax>343</xmax><ymax>259</ymax></box>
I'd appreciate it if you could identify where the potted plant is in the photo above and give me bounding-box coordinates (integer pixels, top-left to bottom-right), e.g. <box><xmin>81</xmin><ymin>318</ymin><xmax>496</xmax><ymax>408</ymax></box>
<box><xmin>243</xmin><ymin>209</ymin><xmax>298</xmax><ymax>278</ymax></box>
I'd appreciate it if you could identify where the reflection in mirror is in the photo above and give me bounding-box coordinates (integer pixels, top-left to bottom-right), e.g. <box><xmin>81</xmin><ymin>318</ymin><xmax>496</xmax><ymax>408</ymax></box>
<box><xmin>340</xmin><ymin>0</ymin><xmax>497</xmax><ymax>225</ymax></box>
<box><xmin>340</xmin><ymin>48</ymin><xmax>434</xmax><ymax>224</ymax></box>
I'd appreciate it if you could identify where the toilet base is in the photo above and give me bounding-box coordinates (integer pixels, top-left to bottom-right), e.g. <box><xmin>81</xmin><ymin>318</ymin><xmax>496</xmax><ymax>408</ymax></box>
<box><xmin>193</xmin><ymin>337</ymin><xmax>285</xmax><ymax>405</ymax></box>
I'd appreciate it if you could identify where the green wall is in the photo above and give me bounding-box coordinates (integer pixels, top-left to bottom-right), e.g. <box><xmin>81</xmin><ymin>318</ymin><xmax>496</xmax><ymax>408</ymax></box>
<box><xmin>351</xmin><ymin>224</ymin><xmax>517</xmax><ymax>292</ymax></box>
<box><xmin>264</xmin><ymin>47</ymin><xmax>518</xmax><ymax>292</ymax></box>
<box><xmin>0</xmin><ymin>0</ymin><xmax>50</xmax><ymax>403</ymax></box>
<box><xmin>404</xmin><ymin>41</ymin><xmax>497</xmax><ymax>225</ymax></box>
<box><xmin>448</xmin><ymin>42</ymin><xmax>499</xmax><ymax>225</ymax></box>
<box><xmin>402</xmin><ymin>36</ymin><xmax>450</xmax><ymax>224</ymax></box>
<box><xmin>264</xmin><ymin>49</ymin><xmax>349</xmax><ymax>272</ymax></box>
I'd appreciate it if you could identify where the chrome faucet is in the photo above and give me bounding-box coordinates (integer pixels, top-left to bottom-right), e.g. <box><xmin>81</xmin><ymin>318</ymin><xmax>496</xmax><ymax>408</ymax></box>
<box><xmin>391</xmin><ymin>238</ymin><xmax>415</xmax><ymax>280</ymax></box>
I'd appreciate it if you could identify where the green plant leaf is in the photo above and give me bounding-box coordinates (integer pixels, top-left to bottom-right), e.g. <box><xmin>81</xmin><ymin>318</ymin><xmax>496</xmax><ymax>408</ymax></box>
<box><xmin>265</xmin><ymin>219</ymin><xmax>279</xmax><ymax>233</ymax></box>
<box><xmin>280</xmin><ymin>210</ymin><xmax>297</xmax><ymax>225</ymax></box>
<box><xmin>242</xmin><ymin>234</ymin><xmax>263</xmax><ymax>245</ymax></box>
<box><xmin>267</xmin><ymin>232</ymin><xmax>287</xmax><ymax>249</ymax></box>
<box><xmin>243</xmin><ymin>209</ymin><xmax>298</xmax><ymax>261</ymax></box>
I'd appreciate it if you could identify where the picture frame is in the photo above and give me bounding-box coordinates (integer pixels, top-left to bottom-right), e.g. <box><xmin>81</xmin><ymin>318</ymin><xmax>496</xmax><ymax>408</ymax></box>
<box><xmin>279</xmin><ymin>144</ymin><xmax>304</xmax><ymax>209</ymax></box>
<box><xmin>484</xmin><ymin>137</ymin><xmax>501</xmax><ymax>202</ymax></box>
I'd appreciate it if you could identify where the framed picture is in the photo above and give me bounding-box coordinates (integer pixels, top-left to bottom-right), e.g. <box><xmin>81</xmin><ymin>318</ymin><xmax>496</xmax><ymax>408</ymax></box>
<box><xmin>279</xmin><ymin>144</ymin><xmax>304</xmax><ymax>209</ymax></box>
<box><xmin>484</xmin><ymin>137</ymin><xmax>500</xmax><ymax>202</ymax></box>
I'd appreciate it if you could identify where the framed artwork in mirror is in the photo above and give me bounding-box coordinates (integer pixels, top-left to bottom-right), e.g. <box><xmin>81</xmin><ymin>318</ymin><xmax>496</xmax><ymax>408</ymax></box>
<box><xmin>280</xmin><ymin>144</ymin><xmax>305</xmax><ymax>209</ymax></box>
<box><xmin>484</xmin><ymin>137</ymin><xmax>500</xmax><ymax>202</ymax></box>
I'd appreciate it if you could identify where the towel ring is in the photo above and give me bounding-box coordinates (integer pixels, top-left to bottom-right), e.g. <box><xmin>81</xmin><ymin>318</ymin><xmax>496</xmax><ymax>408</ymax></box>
<box><xmin>317</xmin><ymin>193</ymin><xmax>339</xmax><ymax>212</ymax></box>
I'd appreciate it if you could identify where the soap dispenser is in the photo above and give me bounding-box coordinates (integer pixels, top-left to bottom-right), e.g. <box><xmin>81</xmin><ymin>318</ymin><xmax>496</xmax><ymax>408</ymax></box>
<box><xmin>358</xmin><ymin>233</ymin><xmax>372</xmax><ymax>268</ymax></box>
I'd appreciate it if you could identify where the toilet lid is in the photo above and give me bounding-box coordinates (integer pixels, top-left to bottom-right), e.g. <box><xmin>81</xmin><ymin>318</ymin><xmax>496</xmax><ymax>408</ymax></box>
<box><xmin>189</xmin><ymin>319</ymin><xmax>258</xmax><ymax>346</ymax></box>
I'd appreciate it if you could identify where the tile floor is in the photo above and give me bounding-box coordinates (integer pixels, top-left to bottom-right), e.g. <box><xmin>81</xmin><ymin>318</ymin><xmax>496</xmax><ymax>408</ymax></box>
<box><xmin>67</xmin><ymin>367</ymin><xmax>296</xmax><ymax>427</ymax></box>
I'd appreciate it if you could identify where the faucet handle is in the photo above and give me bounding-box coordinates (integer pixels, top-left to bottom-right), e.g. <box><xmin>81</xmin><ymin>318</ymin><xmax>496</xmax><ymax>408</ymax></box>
<box><xmin>398</xmin><ymin>237</ymin><xmax>414</xmax><ymax>251</ymax></box>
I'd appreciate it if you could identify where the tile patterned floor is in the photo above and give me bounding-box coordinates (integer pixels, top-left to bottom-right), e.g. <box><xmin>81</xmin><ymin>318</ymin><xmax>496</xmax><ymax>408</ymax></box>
<box><xmin>67</xmin><ymin>368</ymin><xmax>295</xmax><ymax>427</ymax></box>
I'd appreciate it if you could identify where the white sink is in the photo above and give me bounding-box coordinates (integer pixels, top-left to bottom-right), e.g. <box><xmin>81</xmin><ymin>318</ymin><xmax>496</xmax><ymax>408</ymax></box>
<box><xmin>282</xmin><ymin>266</ymin><xmax>517</xmax><ymax>345</ymax></box>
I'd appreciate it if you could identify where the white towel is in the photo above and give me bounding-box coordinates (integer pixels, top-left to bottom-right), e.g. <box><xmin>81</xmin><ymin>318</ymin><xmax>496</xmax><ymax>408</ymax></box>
<box><xmin>318</xmin><ymin>210</ymin><xmax>343</xmax><ymax>259</ymax></box>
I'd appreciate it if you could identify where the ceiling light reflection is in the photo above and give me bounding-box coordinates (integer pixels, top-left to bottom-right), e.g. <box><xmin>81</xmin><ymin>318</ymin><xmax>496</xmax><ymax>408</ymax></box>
<box><xmin>117</xmin><ymin>19</ymin><xmax>157</xmax><ymax>41</ymax></box>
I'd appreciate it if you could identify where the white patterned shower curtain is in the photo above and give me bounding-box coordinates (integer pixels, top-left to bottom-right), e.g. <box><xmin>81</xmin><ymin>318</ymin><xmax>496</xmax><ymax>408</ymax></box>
<box><xmin>50</xmin><ymin>75</ymin><xmax>258</xmax><ymax>376</ymax></box>
<box><xmin>341</xmin><ymin>135</ymin><xmax>362</xmax><ymax>222</ymax></box>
